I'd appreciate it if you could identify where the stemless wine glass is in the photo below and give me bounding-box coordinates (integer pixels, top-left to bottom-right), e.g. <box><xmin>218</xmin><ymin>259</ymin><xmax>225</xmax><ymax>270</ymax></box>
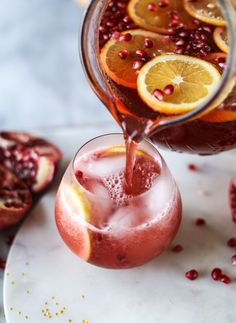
<box><xmin>55</xmin><ymin>134</ymin><xmax>182</xmax><ymax>269</ymax></box>
<box><xmin>80</xmin><ymin>0</ymin><xmax>236</xmax><ymax>154</ymax></box>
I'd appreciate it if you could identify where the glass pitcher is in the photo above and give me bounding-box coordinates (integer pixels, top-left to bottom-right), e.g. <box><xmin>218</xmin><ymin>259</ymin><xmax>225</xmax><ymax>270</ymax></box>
<box><xmin>80</xmin><ymin>0</ymin><xmax>236</xmax><ymax>155</ymax></box>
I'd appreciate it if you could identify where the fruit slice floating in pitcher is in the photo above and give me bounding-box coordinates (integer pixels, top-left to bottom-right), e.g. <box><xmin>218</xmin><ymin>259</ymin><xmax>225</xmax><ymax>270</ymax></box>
<box><xmin>213</xmin><ymin>27</ymin><xmax>229</xmax><ymax>53</ymax></box>
<box><xmin>100</xmin><ymin>29</ymin><xmax>175</xmax><ymax>89</ymax></box>
<box><xmin>184</xmin><ymin>0</ymin><xmax>226</xmax><ymax>26</ymax></box>
<box><xmin>128</xmin><ymin>0</ymin><xmax>194</xmax><ymax>34</ymax></box>
<box><xmin>137</xmin><ymin>54</ymin><xmax>221</xmax><ymax>115</ymax></box>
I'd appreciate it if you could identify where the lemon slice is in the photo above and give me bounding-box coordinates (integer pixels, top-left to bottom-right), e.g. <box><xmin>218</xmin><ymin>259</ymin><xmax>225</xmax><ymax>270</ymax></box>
<box><xmin>184</xmin><ymin>0</ymin><xmax>226</xmax><ymax>26</ymax></box>
<box><xmin>63</xmin><ymin>184</ymin><xmax>91</xmax><ymax>260</ymax></box>
<box><xmin>100</xmin><ymin>29</ymin><xmax>175</xmax><ymax>89</ymax></box>
<box><xmin>105</xmin><ymin>145</ymin><xmax>149</xmax><ymax>157</ymax></box>
<box><xmin>137</xmin><ymin>54</ymin><xmax>221</xmax><ymax>115</ymax></box>
<box><xmin>128</xmin><ymin>0</ymin><xmax>194</xmax><ymax>34</ymax></box>
<box><xmin>213</xmin><ymin>27</ymin><xmax>229</xmax><ymax>53</ymax></box>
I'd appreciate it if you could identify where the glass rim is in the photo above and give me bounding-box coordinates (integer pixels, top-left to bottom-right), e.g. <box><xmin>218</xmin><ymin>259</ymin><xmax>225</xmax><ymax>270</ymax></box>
<box><xmin>71</xmin><ymin>133</ymin><xmax>170</xmax><ymax>201</ymax></box>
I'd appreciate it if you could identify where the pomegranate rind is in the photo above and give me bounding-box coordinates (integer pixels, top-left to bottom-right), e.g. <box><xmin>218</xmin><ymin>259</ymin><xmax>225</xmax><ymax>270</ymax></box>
<box><xmin>0</xmin><ymin>164</ymin><xmax>32</xmax><ymax>230</ymax></box>
<box><xmin>32</xmin><ymin>157</ymin><xmax>56</xmax><ymax>193</ymax></box>
<box><xmin>55</xmin><ymin>185</ymin><xmax>91</xmax><ymax>261</ymax></box>
<box><xmin>229</xmin><ymin>178</ymin><xmax>236</xmax><ymax>223</ymax></box>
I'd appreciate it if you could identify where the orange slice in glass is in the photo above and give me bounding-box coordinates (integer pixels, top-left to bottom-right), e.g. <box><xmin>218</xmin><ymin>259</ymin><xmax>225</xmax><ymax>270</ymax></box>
<box><xmin>137</xmin><ymin>54</ymin><xmax>221</xmax><ymax>114</ymax></box>
<box><xmin>184</xmin><ymin>0</ymin><xmax>226</xmax><ymax>26</ymax></box>
<box><xmin>213</xmin><ymin>27</ymin><xmax>229</xmax><ymax>53</ymax></box>
<box><xmin>100</xmin><ymin>29</ymin><xmax>175</xmax><ymax>89</ymax></box>
<box><xmin>128</xmin><ymin>0</ymin><xmax>194</xmax><ymax>34</ymax></box>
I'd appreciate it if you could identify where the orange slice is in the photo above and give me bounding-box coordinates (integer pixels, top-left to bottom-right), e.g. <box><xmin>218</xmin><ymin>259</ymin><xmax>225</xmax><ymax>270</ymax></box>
<box><xmin>184</xmin><ymin>0</ymin><xmax>226</xmax><ymax>26</ymax></box>
<box><xmin>137</xmin><ymin>54</ymin><xmax>221</xmax><ymax>115</ymax></box>
<box><xmin>213</xmin><ymin>27</ymin><xmax>229</xmax><ymax>53</ymax></box>
<box><xmin>201</xmin><ymin>108</ymin><xmax>236</xmax><ymax>122</ymax></box>
<box><xmin>100</xmin><ymin>29</ymin><xmax>175</xmax><ymax>89</ymax></box>
<box><xmin>128</xmin><ymin>0</ymin><xmax>194</xmax><ymax>34</ymax></box>
<box><xmin>62</xmin><ymin>184</ymin><xmax>91</xmax><ymax>260</ymax></box>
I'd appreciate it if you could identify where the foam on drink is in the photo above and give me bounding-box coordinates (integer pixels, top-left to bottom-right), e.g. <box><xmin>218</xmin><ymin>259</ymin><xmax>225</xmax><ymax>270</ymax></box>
<box><xmin>75</xmin><ymin>147</ymin><xmax>160</xmax><ymax>207</ymax></box>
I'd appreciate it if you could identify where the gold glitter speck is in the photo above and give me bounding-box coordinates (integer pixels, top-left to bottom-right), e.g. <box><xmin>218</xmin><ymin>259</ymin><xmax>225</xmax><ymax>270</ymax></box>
<box><xmin>10</xmin><ymin>307</ymin><xmax>13</xmax><ymax>311</ymax></box>
<box><xmin>11</xmin><ymin>281</ymin><xmax>15</xmax><ymax>285</ymax></box>
<box><xmin>82</xmin><ymin>320</ymin><xmax>88</xmax><ymax>323</ymax></box>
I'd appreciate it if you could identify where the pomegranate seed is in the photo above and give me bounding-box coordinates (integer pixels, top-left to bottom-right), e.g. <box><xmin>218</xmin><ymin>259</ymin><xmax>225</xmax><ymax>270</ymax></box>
<box><xmin>106</xmin><ymin>21</ymin><xmax>115</xmax><ymax>28</ymax></box>
<box><xmin>153</xmin><ymin>89</ymin><xmax>164</xmax><ymax>101</ymax></box>
<box><xmin>119</xmin><ymin>33</ymin><xmax>132</xmax><ymax>41</ymax></box>
<box><xmin>118</xmin><ymin>49</ymin><xmax>128</xmax><ymax>59</ymax></box>
<box><xmin>123</xmin><ymin>16</ymin><xmax>131</xmax><ymax>24</ymax></box>
<box><xmin>185</xmin><ymin>269</ymin><xmax>198</xmax><ymax>280</ymax></box>
<box><xmin>171</xmin><ymin>244</ymin><xmax>183</xmax><ymax>253</ymax></box>
<box><xmin>227</xmin><ymin>237</ymin><xmax>236</xmax><ymax>248</ymax></box>
<box><xmin>231</xmin><ymin>255</ymin><xmax>236</xmax><ymax>266</ymax></box>
<box><xmin>188</xmin><ymin>163</ymin><xmax>198</xmax><ymax>171</ymax></box>
<box><xmin>211</xmin><ymin>268</ymin><xmax>222</xmax><ymax>281</ymax></box>
<box><xmin>0</xmin><ymin>258</ymin><xmax>6</xmax><ymax>270</ymax></box>
<box><xmin>168</xmin><ymin>28</ymin><xmax>176</xmax><ymax>35</ymax></box>
<box><xmin>193</xmin><ymin>19</ymin><xmax>201</xmax><ymax>25</ymax></box>
<box><xmin>219</xmin><ymin>62</ymin><xmax>226</xmax><ymax>69</ymax></box>
<box><xmin>117</xmin><ymin>1</ymin><xmax>126</xmax><ymax>9</ymax></box>
<box><xmin>147</xmin><ymin>3</ymin><xmax>157</xmax><ymax>11</ymax></box>
<box><xmin>215</xmin><ymin>57</ymin><xmax>226</xmax><ymax>63</ymax></box>
<box><xmin>221</xmin><ymin>275</ymin><xmax>231</xmax><ymax>284</ymax></box>
<box><xmin>133</xmin><ymin>60</ymin><xmax>144</xmax><ymax>70</ymax></box>
<box><xmin>175</xmin><ymin>48</ymin><xmax>183</xmax><ymax>54</ymax></box>
<box><xmin>179</xmin><ymin>31</ymin><xmax>188</xmax><ymax>38</ymax></box>
<box><xmin>195</xmin><ymin>218</ymin><xmax>206</xmax><ymax>226</ymax></box>
<box><xmin>168</xmin><ymin>20</ymin><xmax>179</xmax><ymax>28</ymax></box>
<box><xmin>76</xmin><ymin>170</ymin><xmax>83</xmax><ymax>178</ymax></box>
<box><xmin>200</xmin><ymin>49</ymin><xmax>207</xmax><ymax>56</ymax></box>
<box><xmin>144</xmin><ymin>38</ymin><xmax>154</xmax><ymax>48</ymax></box>
<box><xmin>163</xmin><ymin>84</ymin><xmax>174</xmax><ymax>95</ymax></box>
<box><xmin>176</xmin><ymin>39</ymin><xmax>186</xmax><ymax>46</ymax></box>
<box><xmin>158</xmin><ymin>0</ymin><xmax>168</xmax><ymax>8</ymax></box>
<box><xmin>112</xmin><ymin>31</ymin><xmax>121</xmax><ymax>40</ymax></box>
<box><xmin>203</xmin><ymin>26</ymin><xmax>212</xmax><ymax>33</ymax></box>
<box><xmin>99</xmin><ymin>26</ymin><xmax>107</xmax><ymax>33</ymax></box>
<box><xmin>170</xmin><ymin>11</ymin><xmax>179</xmax><ymax>20</ymax></box>
<box><xmin>135</xmin><ymin>49</ymin><xmax>147</xmax><ymax>58</ymax></box>
<box><xmin>194</xmin><ymin>32</ymin><xmax>200</xmax><ymax>40</ymax></box>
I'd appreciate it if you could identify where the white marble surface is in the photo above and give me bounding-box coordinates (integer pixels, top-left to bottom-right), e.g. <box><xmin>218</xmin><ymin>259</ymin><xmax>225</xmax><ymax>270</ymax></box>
<box><xmin>3</xmin><ymin>126</ymin><xmax>236</xmax><ymax>323</ymax></box>
<box><xmin>0</xmin><ymin>0</ymin><xmax>110</xmax><ymax>131</ymax></box>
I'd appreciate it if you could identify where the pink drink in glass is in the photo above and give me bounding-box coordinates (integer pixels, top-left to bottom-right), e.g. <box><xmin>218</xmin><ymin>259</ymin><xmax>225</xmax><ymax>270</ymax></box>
<box><xmin>55</xmin><ymin>134</ymin><xmax>182</xmax><ymax>269</ymax></box>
